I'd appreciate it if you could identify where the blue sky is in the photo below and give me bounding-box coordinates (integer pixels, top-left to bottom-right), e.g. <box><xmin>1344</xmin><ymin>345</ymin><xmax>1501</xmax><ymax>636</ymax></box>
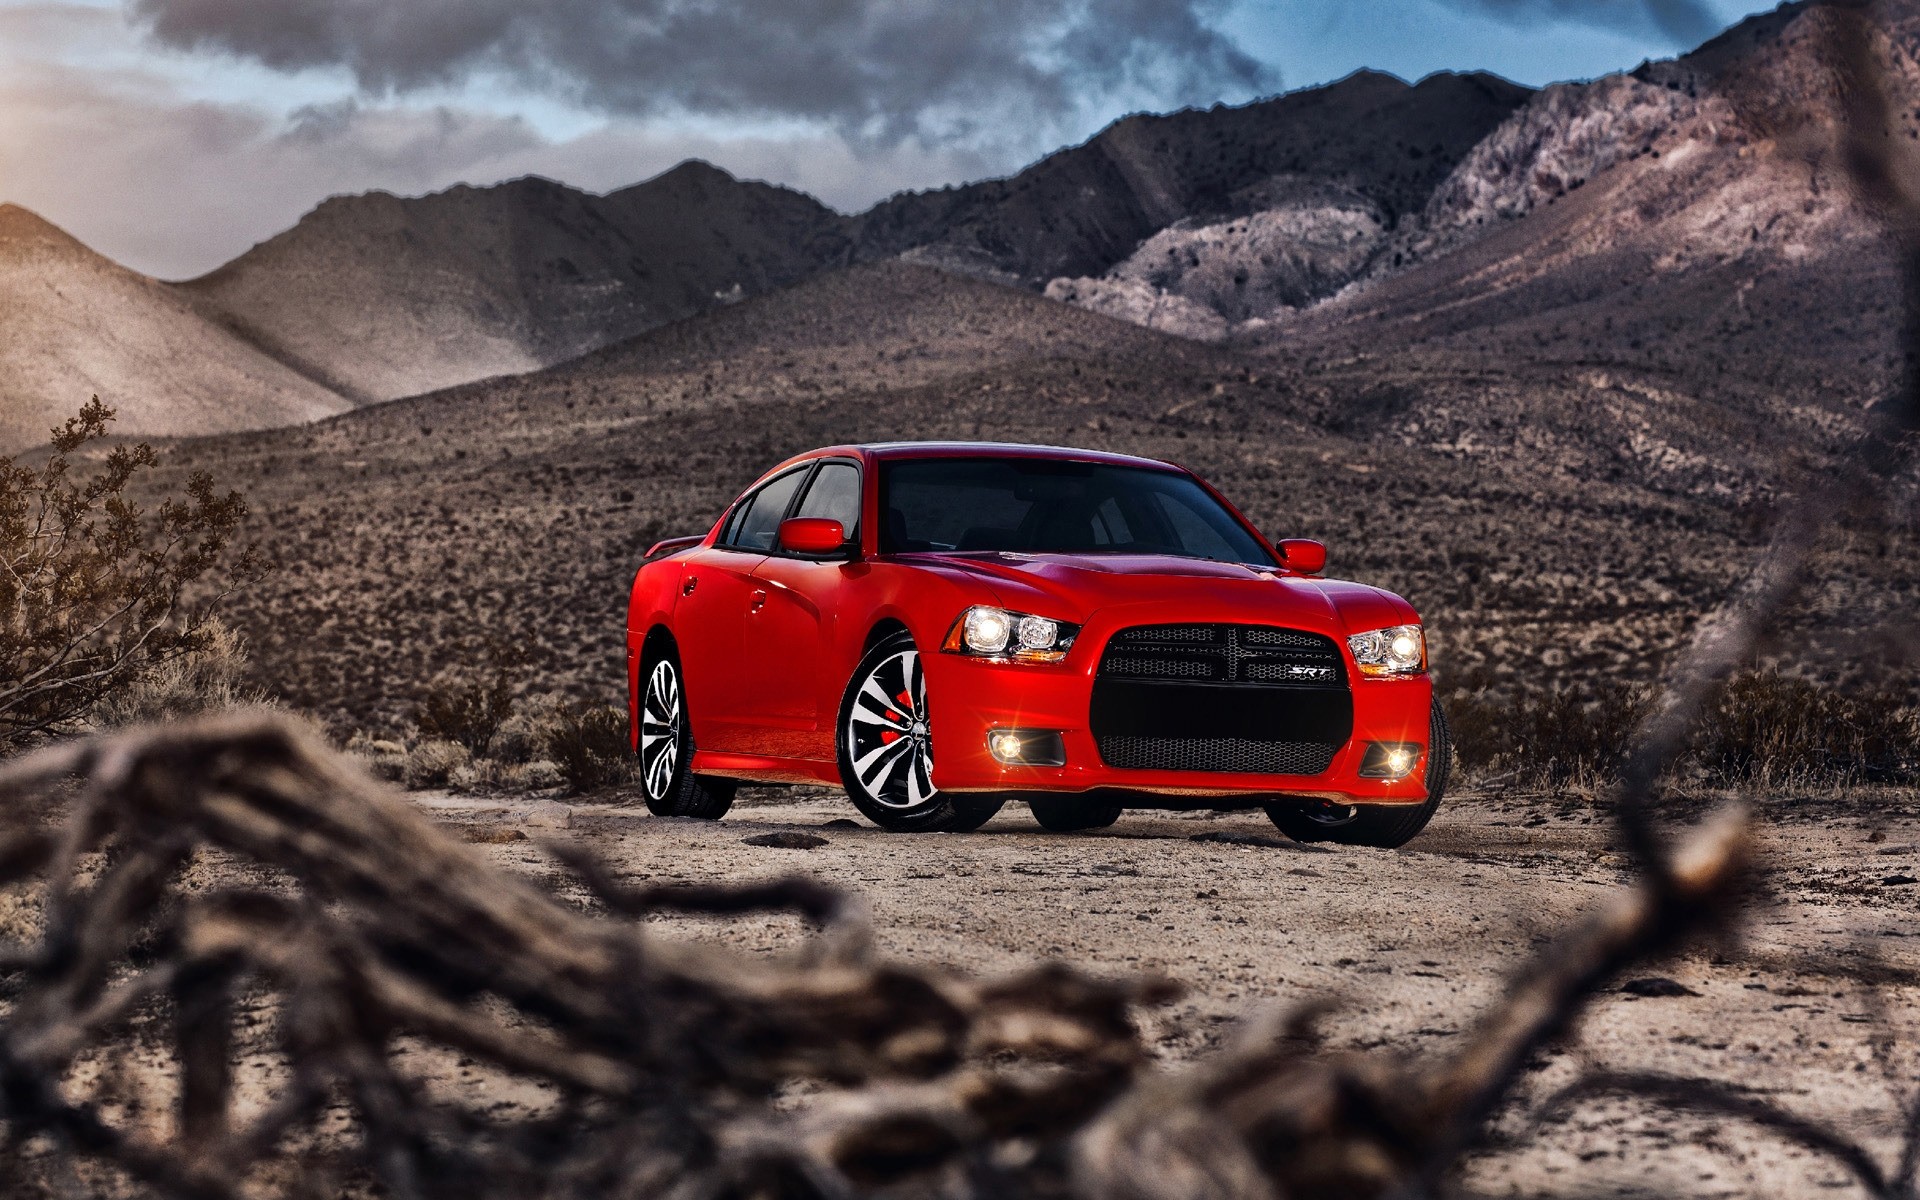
<box><xmin>0</xmin><ymin>0</ymin><xmax>1783</xmax><ymax>278</ymax></box>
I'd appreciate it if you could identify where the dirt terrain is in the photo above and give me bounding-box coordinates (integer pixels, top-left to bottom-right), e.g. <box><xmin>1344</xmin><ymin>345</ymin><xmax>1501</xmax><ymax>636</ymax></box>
<box><xmin>420</xmin><ymin>780</ymin><xmax>1920</xmax><ymax>1199</ymax></box>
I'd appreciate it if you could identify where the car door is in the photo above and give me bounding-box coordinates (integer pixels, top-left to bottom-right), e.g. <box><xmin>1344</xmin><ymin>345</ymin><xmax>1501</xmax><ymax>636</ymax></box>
<box><xmin>674</xmin><ymin>466</ymin><xmax>809</xmax><ymax>753</ymax></box>
<box><xmin>743</xmin><ymin>459</ymin><xmax>863</xmax><ymax>761</ymax></box>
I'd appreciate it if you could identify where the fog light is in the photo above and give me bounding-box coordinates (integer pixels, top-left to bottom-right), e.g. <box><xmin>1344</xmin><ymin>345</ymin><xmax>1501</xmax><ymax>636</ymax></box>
<box><xmin>1358</xmin><ymin>742</ymin><xmax>1422</xmax><ymax>780</ymax></box>
<box><xmin>986</xmin><ymin>729</ymin><xmax>1067</xmax><ymax>767</ymax></box>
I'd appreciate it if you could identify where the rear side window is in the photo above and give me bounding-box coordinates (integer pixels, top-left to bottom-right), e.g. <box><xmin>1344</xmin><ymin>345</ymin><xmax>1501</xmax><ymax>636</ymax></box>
<box><xmin>724</xmin><ymin>469</ymin><xmax>807</xmax><ymax>552</ymax></box>
<box><xmin>793</xmin><ymin>462</ymin><xmax>862</xmax><ymax>540</ymax></box>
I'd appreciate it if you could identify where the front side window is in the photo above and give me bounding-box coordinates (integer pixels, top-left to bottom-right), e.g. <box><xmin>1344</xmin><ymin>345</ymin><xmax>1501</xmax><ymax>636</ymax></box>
<box><xmin>724</xmin><ymin>468</ymin><xmax>807</xmax><ymax>552</ymax></box>
<box><xmin>879</xmin><ymin>457</ymin><xmax>1276</xmax><ymax>566</ymax></box>
<box><xmin>793</xmin><ymin>462</ymin><xmax>862</xmax><ymax>541</ymax></box>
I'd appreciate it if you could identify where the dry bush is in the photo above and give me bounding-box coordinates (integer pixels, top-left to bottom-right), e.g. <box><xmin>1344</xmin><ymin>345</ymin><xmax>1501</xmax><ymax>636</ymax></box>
<box><xmin>88</xmin><ymin>621</ymin><xmax>275</xmax><ymax>730</ymax></box>
<box><xmin>1694</xmin><ymin>671</ymin><xmax>1918</xmax><ymax>783</ymax></box>
<box><xmin>1448</xmin><ymin>670</ymin><xmax>1919</xmax><ymax>786</ymax></box>
<box><xmin>413</xmin><ymin>673</ymin><xmax>515</xmax><ymax>756</ymax></box>
<box><xmin>1448</xmin><ymin>679</ymin><xmax>1650</xmax><ymax>783</ymax></box>
<box><xmin>401</xmin><ymin>738</ymin><xmax>472</xmax><ymax>789</ymax></box>
<box><xmin>547</xmin><ymin>703</ymin><xmax>634</xmax><ymax>793</ymax></box>
<box><xmin>0</xmin><ymin>399</ymin><xmax>258</xmax><ymax>752</ymax></box>
<box><xmin>485</xmin><ymin>692</ymin><xmax>567</xmax><ymax>764</ymax></box>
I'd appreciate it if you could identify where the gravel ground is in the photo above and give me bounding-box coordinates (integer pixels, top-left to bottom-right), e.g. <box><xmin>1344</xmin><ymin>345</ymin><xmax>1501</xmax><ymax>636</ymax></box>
<box><xmin>424</xmin><ymin>783</ymin><xmax>1920</xmax><ymax>1199</ymax></box>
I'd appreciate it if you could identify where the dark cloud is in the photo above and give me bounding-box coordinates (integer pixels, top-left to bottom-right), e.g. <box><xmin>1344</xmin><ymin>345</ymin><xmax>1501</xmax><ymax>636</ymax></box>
<box><xmin>1452</xmin><ymin>0</ymin><xmax>1722</xmax><ymax>45</ymax></box>
<box><xmin>128</xmin><ymin>0</ymin><xmax>1273</xmax><ymax>146</ymax></box>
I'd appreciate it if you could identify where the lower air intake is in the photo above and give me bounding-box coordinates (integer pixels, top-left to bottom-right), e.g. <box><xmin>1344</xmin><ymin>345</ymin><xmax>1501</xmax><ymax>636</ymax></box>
<box><xmin>1098</xmin><ymin>736</ymin><xmax>1339</xmax><ymax>776</ymax></box>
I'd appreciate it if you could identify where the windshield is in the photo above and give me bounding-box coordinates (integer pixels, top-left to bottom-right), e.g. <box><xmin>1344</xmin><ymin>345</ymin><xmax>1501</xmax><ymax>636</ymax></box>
<box><xmin>878</xmin><ymin>457</ymin><xmax>1277</xmax><ymax>566</ymax></box>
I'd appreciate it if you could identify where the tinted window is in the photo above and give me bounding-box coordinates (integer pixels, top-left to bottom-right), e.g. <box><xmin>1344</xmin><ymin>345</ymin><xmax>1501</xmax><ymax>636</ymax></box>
<box><xmin>726</xmin><ymin>469</ymin><xmax>807</xmax><ymax>552</ymax></box>
<box><xmin>879</xmin><ymin>458</ymin><xmax>1275</xmax><ymax>565</ymax></box>
<box><xmin>793</xmin><ymin>462</ymin><xmax>862</xmax><ymax>541</ymax></box>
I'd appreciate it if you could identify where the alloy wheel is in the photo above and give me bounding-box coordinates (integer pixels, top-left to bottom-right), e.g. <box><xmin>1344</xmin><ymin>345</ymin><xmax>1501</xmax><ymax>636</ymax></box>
<box><xmin>639</xmin><ymin>659</ymin><xmax>683</xmax><ymax>802</ymax></box>
<box><xmin>845</xmin><ymin>648</ymin><xmax>936</xmax><ymax>809</ymax></box>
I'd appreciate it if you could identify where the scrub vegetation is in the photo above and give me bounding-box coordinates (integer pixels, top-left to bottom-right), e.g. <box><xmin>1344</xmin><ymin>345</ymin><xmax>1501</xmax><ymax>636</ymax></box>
<box><xmin>1447</xmin><ymin>671</ymin><xmax>1920</xmax><ymax>787</ymax></box>
<box><xmin>0</xmin><ymin>399</ymin><xmax>261</xmax><ymax>753</ymax></box>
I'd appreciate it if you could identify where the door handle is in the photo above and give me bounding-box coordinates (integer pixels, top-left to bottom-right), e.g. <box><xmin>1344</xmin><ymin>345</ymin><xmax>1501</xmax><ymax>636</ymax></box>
<box><xmin>749</xmin><ymin>589</ymin><xmax>768</xmax><ymax>611</ymax></box>
<box><xmin>682</xmin><ymin>576</ymin><xmax>698</xmax><ymax>596</ymax></box>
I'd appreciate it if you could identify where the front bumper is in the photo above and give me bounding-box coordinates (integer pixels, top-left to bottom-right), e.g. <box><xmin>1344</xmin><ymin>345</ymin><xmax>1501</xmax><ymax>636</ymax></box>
<box><xmin>924</xmin><ymin>612</ymin><xmax>1435</xmax><ymax>807</ymax></box>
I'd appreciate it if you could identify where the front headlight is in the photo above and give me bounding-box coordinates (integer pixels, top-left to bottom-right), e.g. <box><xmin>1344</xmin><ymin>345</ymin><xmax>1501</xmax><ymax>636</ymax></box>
<box><xmin>1348</xmin><ymin>624</ymin><xmax>1426</xmax><ymax>677</ymax></box>
<box><xmin>944</xmin><ymin>605</ymin><xmax>1080</xmax><ymax>663</ymax></box>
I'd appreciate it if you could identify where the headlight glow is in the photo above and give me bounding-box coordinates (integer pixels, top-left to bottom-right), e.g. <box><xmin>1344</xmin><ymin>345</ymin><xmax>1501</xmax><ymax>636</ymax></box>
<box><xmin>945</xmin><ymin>606</ymin><xmax>1079</xmax><ymax>662</ymax></box>
<box><xmin>963</xmin><ymin>607</ymin><xmax>1012</xmax><ymax>654</ymax></box>
<box><xmin>1348</xmin><ymin>624</ymin><xmax>1426</xmax><ymax>677</ymax></box>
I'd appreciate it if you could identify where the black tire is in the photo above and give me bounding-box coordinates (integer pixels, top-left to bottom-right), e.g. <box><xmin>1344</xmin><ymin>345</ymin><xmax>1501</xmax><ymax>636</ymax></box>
<box><xmin>836</xmin><ymin>630</ymin><xmax>1005</xmax><ymax>832</ymax></box>
<box><xmin>1265</xmin><ymin>701</ymin><xmax>1452</xmax><ymax>849</ymax></box>
<box><xmin>636</xmin><ymin>643</ymin><xmax>736</xmax><ymax>820</ymax></box>
<box><xmin>1028</xmin><ymin>796</ymin><xmax>1123</xmax><ymax>832</ymax></box>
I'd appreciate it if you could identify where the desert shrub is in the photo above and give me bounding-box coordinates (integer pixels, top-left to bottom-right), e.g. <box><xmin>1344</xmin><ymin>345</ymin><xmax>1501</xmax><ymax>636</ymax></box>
<box><xmin>505</xmin><ymin>759</ymin><xmax>566</xmax><ymax>791</ymax></box>
<box><xmin>1448</xmin><ymin>681</ymin><xmax>1650</xmax><ymax>783</ymax></box>
<box><xmin>549</xmin><ymin>704</ymin><xmax>633</xmax><ymax>793</ymax></box>
<box><xmin>1450</xmin><ymin>671</ymin><xmax>1919</xmax><ymax>786</ymax></box>
<box><xmin>88</xmin><ymin>620</ymin><xmax>274</xmax><ymax>728</ymax></box>
<box><xmin>0</xmin><ymin>399</ymin><xmax>258</xmax><ymax>752</ymax></box>
<box><xmin>414</xmin><ymin>672</ymin><xmax>515</xmax><ymax>755</ymax></box>
<box><xmin>402</xmin><ymin>739</ymin><xmax>472</xmax><ymax>789</ymax></box>
<box><xmin>1694</xmin><ymin>671</ymin><xmax>1918</xmax><ymax>783</ymax></box>
<box><xmin>487</xmin><ymin>692</ymin><xmax>567</xmax><ymax>763</ymax></box>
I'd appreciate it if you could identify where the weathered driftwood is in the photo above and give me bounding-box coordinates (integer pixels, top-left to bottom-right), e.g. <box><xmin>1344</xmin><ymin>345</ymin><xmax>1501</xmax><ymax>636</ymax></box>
<box><xmin>0</xmin><ymin>712</ymin><xmax>1748</xmax><ymax>1200</ymax></box>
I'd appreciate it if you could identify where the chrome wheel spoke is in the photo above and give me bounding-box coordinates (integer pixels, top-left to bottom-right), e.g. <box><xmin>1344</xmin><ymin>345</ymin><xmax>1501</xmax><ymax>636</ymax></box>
<box><xmin>847</xmin><ymin>648</ymin><xmax>937</xmax><ymax>811</ymax></box>
<box><xmin>853</xmin><ymin>736</ymin><xmax>912</xmax><ymax>792</ymax></box>
<box><xmin>855</xmin><ymin>676</ymin><xmax>911</xmax><ymax>730</ymax></box>
<box><xmin>644</xmin><ymin>661</ymin><xmax>683</xmax><ymax>801</ymax></box>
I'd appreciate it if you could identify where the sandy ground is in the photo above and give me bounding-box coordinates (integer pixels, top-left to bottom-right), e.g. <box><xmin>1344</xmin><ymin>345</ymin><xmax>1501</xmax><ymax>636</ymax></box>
<box><xmin>413</xmin><ymin>781</ymin><xmax>1920</xmax><ymax>1199</ymax></box>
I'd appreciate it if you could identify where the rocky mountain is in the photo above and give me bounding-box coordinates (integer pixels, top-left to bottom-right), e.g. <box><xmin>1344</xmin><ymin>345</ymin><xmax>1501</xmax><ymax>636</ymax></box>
<box><xmin>0</xmin><ymin>205</ymin><xmax>350</xmax><ymax>452</ymax></box>
<box><xmin>1048</xmin><ymin>0</ymin><xmax>1918</xmax><ymax>346</ymax></box>
<box><xmin>167</xmin><ymin>69</ymin><xmax>1527</xmax><ymax>409</ymax></box>
<box><xmin>182</xmin><ymin>163</ymin><xmax>853</xmax><ymax>404</ymax></box>
<box><xmin>866</xmin><ymin>69</ymin><xmax>1530</xmax><ymax>287</ymax></box>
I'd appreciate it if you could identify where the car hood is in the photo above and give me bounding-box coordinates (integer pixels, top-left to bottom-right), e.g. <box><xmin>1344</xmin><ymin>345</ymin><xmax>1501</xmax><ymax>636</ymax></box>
<box><xmin>900</xmin><ymin>552</ymin><xmax>1416</xmax><ymax>633</ymax></box>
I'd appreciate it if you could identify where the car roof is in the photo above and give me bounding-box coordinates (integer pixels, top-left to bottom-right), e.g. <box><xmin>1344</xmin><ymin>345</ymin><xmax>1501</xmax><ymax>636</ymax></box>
<box><xmin>809</xmin><ymin>441</ymin><xmax>1183</xmax><ymax>472</ymax></box>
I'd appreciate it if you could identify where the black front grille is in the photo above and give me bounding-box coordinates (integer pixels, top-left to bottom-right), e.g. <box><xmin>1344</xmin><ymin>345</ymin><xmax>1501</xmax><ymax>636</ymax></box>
<box><xmin>1100</xmin><ymin>623</ymin><xmax>1345</xmax><ymax>688</ymax></box>
<box><xmin>1091</xmin><ymin>624</ymin><xmax>1352</xmax><ymax>776</ymax></box>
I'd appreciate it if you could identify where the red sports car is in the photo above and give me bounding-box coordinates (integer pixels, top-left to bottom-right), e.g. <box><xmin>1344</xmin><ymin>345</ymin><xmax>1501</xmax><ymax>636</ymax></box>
<box><xmin>626</xmin><ymin>442</ymin><xmax>1449</xmax><ymax>846</ymax></box>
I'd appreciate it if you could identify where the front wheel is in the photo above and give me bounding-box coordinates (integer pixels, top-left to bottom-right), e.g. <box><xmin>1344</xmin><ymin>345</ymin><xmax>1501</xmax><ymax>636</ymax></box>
<box><xmin>637</xmin><ymin>646</ymin><xmax>736</xmax><ymax>820</ymax></box>
<box><xmin>836</xmin><ymin>631</ymin><xmax>1004</xmax><ymax>833</ymax></box>
<box><xmin>1265</xmin><ymin>701</ymin><xmax>1452</xmax><ymax>849</ymax></box>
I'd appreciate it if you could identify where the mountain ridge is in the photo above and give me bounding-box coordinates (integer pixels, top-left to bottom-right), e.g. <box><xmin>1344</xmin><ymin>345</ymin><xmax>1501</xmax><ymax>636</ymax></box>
<box><xmin>0</xmin><ymin>204</ymin><xmax>352</xmax><ymax>451</ymax></box>
<box><xmin>1</xmin><ymin>0</ymin><xmax>1905</xmax><ymax>451</ymax></box>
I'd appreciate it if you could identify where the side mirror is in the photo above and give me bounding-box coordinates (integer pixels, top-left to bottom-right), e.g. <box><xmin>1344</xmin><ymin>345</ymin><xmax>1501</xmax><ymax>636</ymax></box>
<box><xmin>778</xmin><ymin>517</ymin><xmax>851</xmax><ymax>556</ymax></box>
<box><xmin>1278</xmin><ymin>538</ymin><xmax>1327</xmax><ymax>575</ymax></box>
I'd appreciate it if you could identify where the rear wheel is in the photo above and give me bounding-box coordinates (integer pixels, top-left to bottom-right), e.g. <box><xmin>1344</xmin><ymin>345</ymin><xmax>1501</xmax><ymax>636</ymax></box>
<box><xmin>837</xmin><ymin>631</ymin><xmax>1004</xmax><ymax>832</ymax></box>
<box><xmin>1265</xmin><ymin>701</ymin><xmax>1452</xmax><ymax>849</ymax></box>
<box><xmin>637</xmin><ymin>646</ymin><xmax>736</xmax><ymax>820</ymax></box>
<box><xmin>1028</xmin><ymin>796</ymin><xmax>1123</xmax><ymax>833</ymax></box>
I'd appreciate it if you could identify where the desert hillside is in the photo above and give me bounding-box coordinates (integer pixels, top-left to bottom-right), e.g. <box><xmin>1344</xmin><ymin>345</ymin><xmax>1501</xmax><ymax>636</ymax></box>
<box><xmin>0</xmin><ymin>205</ymin><xmax>350</xmax><ymax>451</ymax></box>
<box><xmin>182</xmin><ymin>164</ymin><xmax>853</xmax><ymax>403</ymax></box>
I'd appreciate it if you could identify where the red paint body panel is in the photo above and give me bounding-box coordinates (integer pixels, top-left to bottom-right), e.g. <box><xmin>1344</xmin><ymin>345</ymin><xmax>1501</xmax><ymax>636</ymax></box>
<box><xmin>626</xmin><ymin>442</ymin><xmax>1439</xmax><ymax>807</ymax></box>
